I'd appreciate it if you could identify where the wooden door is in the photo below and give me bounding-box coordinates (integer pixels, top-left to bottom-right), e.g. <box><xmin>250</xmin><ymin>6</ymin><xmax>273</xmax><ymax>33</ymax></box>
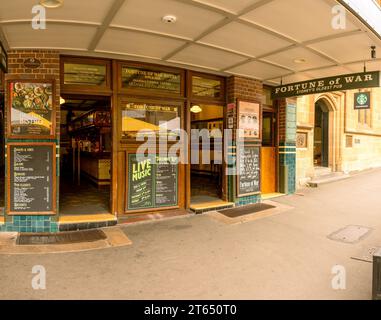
<box><xmin>261</xmin><ymin>147</ymin><xmax>277</xmax><ymax>194</ymax></box>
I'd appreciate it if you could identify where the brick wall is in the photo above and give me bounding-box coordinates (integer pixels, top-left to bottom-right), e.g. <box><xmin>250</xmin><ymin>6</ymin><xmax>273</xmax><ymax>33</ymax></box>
<box><xmin>1</xmin><ymin>49</ymin><xmax>60</xmax><ymax>233</ymax></box>
<box><xmin>227</xmin><ymin>76</ymin><xmax>263</xmax><ymax>104</ymax></box>
<box><xmin>5</xmin><ymin>50</ymin><xmax>60</xmax><ymax>138</ymax></box>
<box><xmin>226</xmin><ymin>75</ymin><xmax>263</xmax><ymax>205</ymax></box>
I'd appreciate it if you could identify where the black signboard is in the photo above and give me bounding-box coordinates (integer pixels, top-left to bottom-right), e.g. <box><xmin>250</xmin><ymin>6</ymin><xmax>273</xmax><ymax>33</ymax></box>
<box><xmin>128</xmin><ymin>154</ymin><xmax>154</xmax><ymax>210</ymax></box>
<box><xmin>0</xmin><ymin>41</ymin><xmax>7</xmax><ymax>73</ymax></box>
<box><xmin>127</xmin><ymin>154</ymin><xmax>178</xmax><ymax>210</ymax></box>
<box><xmin>354</xmin><ymin>92</ymin><xmax>371</xmax><ymax>110</ymax></box>
<box><xmin>155</xmin><ymin>156</ymin><xmax>178</xmax><ymax>207</ymax></box>
<box><xmin>272</xmin><ymin>71</ymin><xmax>380</xmax><ymax>99</ymax></box>
<box><xmin>8</xmin><ymin>143</ymin><xmax>56</xmax><ymax>215</ymax></box>
<box><xmin>237</xmin><ymin>145</ymin><xmax>260</xmax><ymax>197</ymax></box>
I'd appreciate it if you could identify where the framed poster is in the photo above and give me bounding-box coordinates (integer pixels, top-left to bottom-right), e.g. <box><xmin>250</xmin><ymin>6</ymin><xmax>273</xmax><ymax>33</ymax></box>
<box><xmin>8</xmin><ymin>80</ymin><xmax>55</xmax><ymax>138</ymax></box>
<box><xmin>236</xmin><ymin>144</ymin><xmax>261</xmax><ymax>197</ymax></box>
<box><xmin>238</xmin><ymin>100</ymin><xmax>261</xmax><ymax>140</ymax></box>
<box><xmin>7</xmin><ymin>142</ymin><xmax>56</xmax><ymax>215</ymax></box>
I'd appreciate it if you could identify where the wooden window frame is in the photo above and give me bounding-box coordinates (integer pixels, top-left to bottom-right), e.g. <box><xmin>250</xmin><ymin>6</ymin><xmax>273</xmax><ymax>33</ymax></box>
<box><xmin>117</xmin><ymin>61</ymin><xmax>185</xmax><ymax>99</ymax></box>
<box><xmin>60</xmin><ymin>56</ymin><xmax>112</xmax><ymax>95</ymax></box>
<box><xmin>187</xmin><ymin>71</ymin><xmax>226</xmax><ymax>104</ymax></box>
<box><xmin>118</xmin><ymin>96</ymin><xmax>185</xmax><ymax>146</ymax></box>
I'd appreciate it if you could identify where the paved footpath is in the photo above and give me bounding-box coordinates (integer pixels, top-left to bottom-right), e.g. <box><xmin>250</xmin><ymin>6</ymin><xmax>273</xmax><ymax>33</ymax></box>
<box><xmin>1</xmin><ymin>169</ymin><xmax>381</xmax><ymax>300</ymax></box>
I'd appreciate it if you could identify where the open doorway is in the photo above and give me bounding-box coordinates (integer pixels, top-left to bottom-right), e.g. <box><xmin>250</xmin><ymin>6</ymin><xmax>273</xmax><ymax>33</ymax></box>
<box><xmin>190</xmin><ymin>104</ymin><xmax>224</xmax><ymax>205</ymax></box>
<box><xmin>314</xmin><ymin>100</ymin><xmax>329</xmax><ymax>168</ymax></box>
<box><xmin>59</xmin><ymin>96</ymin><xmax>111</xmax><ymax>216</ymax></box>
<box><xmin>261</xmin><ymin>110</ymin><xmax>277</xmax><ymax>195</ymax></box>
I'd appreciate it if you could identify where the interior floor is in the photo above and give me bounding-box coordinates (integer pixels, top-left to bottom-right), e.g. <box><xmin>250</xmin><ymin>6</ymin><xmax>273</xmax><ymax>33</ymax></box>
<box><xmin>59</xmin><ymin>176</ymin><xmax>110</xmax><ymax>216</ymax></box>
<box><xmin>191</xmin><ymin>174</ymin><xmax>220</xmax><ymax>199</ymax></box>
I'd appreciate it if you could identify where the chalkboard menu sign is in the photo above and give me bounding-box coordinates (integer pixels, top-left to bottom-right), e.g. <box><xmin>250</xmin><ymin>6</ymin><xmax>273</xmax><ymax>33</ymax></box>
<box><xmin>127</xmin><ymin>154</ymin><xmax>178</xmax><ymax>210</ymax></box>
<box><xmin>8</xmin><ymin>143</ymin><xmax>56</xmax><ymax>215</ymax></box>
<box><xmin>237</xmin><ymin>145</ymin><xmax>260</xmax><ymax>196</ymax></box>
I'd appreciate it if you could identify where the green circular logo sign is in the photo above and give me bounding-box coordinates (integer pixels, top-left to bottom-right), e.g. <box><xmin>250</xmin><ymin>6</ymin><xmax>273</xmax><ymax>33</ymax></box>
<box><xmin>357</xmin><ymin>93</ymin><xmax>368</xmax><ymax>106</ymax></box>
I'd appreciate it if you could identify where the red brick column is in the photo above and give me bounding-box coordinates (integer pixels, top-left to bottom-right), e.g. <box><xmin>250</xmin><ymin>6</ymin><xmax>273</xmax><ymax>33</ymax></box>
<box><xmin>5</xmin><ymin>50</ymin><xmax>60</xmax><ymax>138</ymax></box>
<box><xmin>2</xmin><ymin>50</ymin><xmax>61</xmax><ymax>232</ymax></box>
<box><xmin>226</xmin><ymin>75</ymin><xmax>263</xmax><ymax>204</ymax></box>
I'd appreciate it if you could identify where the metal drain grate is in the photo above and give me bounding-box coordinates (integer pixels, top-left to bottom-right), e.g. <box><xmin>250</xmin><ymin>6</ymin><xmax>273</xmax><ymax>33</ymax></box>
<box><xmin>328</xmin><ymin>225</ymin><xmax>372</xmax><ymax>244</ymax></box>
<box><xmin>218</xmin><ymin>203</ymin><xmax>276</xmax><ymax>218</ymax></box>
<box><xmin>17</xmin><ymin>229</ymin><xmax>107</xmax><ymax>246</ymax></box>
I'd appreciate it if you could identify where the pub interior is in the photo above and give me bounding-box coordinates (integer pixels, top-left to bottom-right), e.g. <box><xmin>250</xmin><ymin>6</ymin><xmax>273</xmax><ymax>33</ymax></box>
<box><xmin>59</xmin><ymin>97</ymin><xmax>111</xmax><ymax>215</ymax></box>
<box><xmin>190</xmin><ymin>104</ymin><xmax>224</xmax><ymax>202</ymax></box>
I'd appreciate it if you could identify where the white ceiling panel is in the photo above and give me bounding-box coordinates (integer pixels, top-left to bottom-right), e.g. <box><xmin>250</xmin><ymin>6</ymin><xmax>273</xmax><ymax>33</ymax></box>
<box><xmin>0</xmin><ymin>0</ymin><xmax>113</xmax><ymax>24</ymax></box>
<box><xmin>268</xmin><ymin>73</ymin><xmax>312</xmax><ymax>85</ymax></box>
<box><xmin>96</xmin><ymin>29</ymin><xmax>186</xmax><ymax>59</ymax></box>
<box><xmin>242</xmin><ymin>0</ymin><xmax>358</xmax><ymax>42</ymax></box>
<box><xmin>111</xmin><ymin>0</ymin><xmax>225</xmax><ymax>40</ymax></box>
<box><xmin>303</xmin><ymin>65</ymin><xmax>354</xmax><ymax>79</ymax></box>
<box><xmin>169</xmin><ymin>44</ymin><xmax>246</xmax><ymax>70</ymax></box>
<box><xmin>345</xmin><ymin>60</ymin><xmax>381</xmax><ymax>73</ymax></box>
<box><xmin>194</xmin><ymin>0</ymin><xmax>262</xmax><ymax>14</ymax></box>
<box><xmin>227</xmin><ymin>60</ymin><xmax>291</xmax><ymax>80</ymax></box>
<box><xmin>261</xmin><ymin>47</ymin><xmax>335</xmax><ymax>72</ymax></box>
<box><xmin>309</xmin><ymin>33</ymin><xmax>381</xmax><ymax>64</ymax></box>
<box><xmin>199</xmin><ymin>21</ymin><xmax>292</xmax><ymax>57</ymax></box>
<box><xmin>3</xmin><ymin>23</ymin><xmax>97</xmax><ymax>50</ymax></box>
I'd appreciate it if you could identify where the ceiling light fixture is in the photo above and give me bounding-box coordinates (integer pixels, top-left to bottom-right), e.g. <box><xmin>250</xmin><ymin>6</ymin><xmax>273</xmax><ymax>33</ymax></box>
<box><xmin>40</xmin><ymin>0</ymin><xmax>64</xmax><ymax>9</ymax></box>
<box><xmin>294</xmin><ymin>58</ymin><xmax>307</xmax><ymax>64</ymax></box>
<box><xmin>371</xmin><ymin>46</ymin><xmax>377</xmax><ymax>59</ymax></box>
<box><xmin>190</xmin><ymin>105</ymin><xmax>202</xmax><ymax>114</ymax></box>
<box><xmin>162</xmin><ymin>15</ymin><xmax>177</xmax><ymax>24</ymax></box>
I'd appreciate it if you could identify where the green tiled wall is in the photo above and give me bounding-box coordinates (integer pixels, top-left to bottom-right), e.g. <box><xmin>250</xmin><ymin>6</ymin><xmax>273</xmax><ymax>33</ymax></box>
<box><xmin>236</xmin><ymin>194</ymin><xmax>261</xmax><ymax>206</ymax></box>
<box><xmin>279</xmin><ymin>147</ymin><xmax>296</xmax><ymax>195</ymax></box>
<box><xmin>0</xmin><ymin>216</ymin><xmax>58</xmax><ymax>233</ymax></box>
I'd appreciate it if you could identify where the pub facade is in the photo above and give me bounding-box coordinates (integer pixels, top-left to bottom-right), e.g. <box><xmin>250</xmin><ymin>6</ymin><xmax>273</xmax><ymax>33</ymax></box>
<box><xmin>0</xmin><ymin>50</ymin><xmax>297</xmax><ymax>233</ymax></box>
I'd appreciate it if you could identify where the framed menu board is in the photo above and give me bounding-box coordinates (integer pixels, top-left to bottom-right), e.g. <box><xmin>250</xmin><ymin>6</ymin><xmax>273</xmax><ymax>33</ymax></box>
<box><xmin>8</xmin><ymin>80</ymin><xmax>55</xmax><ymax>138</ymax></box>
<box><xmin>127</xmin><ymin>154</ymin><xmax>178</xmax><ymax>211</ymax></box>
<box><xmin>237</xmin><ymin>144</ymin><xmax>261</xmax><ymax>197</ymax></box>
<box><xmin>7</xmin><ymin>143</ymin><xmax>56</xmax><ymax>215</ymax></box>
<box><xmin>237</xmin><ymin>100</ymin><xmax>261</xmax><ymax>140</ymax></box>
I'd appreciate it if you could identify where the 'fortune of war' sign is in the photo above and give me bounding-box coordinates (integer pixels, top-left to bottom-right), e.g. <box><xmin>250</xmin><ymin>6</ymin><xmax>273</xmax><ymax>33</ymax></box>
<box><xmin>271</xmin><ymin>71</ymin><xmax>380</xmax><ymax>99</ymax></box>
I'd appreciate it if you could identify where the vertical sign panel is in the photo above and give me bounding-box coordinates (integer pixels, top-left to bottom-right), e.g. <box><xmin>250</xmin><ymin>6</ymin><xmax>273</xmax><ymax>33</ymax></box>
<box><xmin>8</xmin><ymin>143</ymin><xmax>56</xmax><ymax>215</ymax></box>
<box><xmin>286</xmin><ymin>104</ymin><xmax>297</xmax><ymax>143</ymax></box>
<box><xmin>155</xmin><ymin>156</ymin><xmax>178</xmax><ymax>207</ymax></box>
<box><xmin>237</xmin><ymin>145</ymin><xmax>261</xmax><ymax>197</ymax></box>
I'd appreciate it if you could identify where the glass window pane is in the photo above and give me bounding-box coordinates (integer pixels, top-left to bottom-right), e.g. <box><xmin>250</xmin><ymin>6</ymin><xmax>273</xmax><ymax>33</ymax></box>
<box><xmin>192</xmin><ymin>76</ymin><xmax>221</xmax><ymax>98</ymax></box>
<box><xmin>122</xmin><ymin>102</ymin><xmax>180</xmax><ymax>140</ymax></box>
<box><xmin>64</xmin><ymin>63</ymin><xmax>107</xmax><ymax>86</ymax></box>
<box><xmin>121</xmin><ymin>66</ymin><xmax>181</xmax><ymax>93</ymax></box>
